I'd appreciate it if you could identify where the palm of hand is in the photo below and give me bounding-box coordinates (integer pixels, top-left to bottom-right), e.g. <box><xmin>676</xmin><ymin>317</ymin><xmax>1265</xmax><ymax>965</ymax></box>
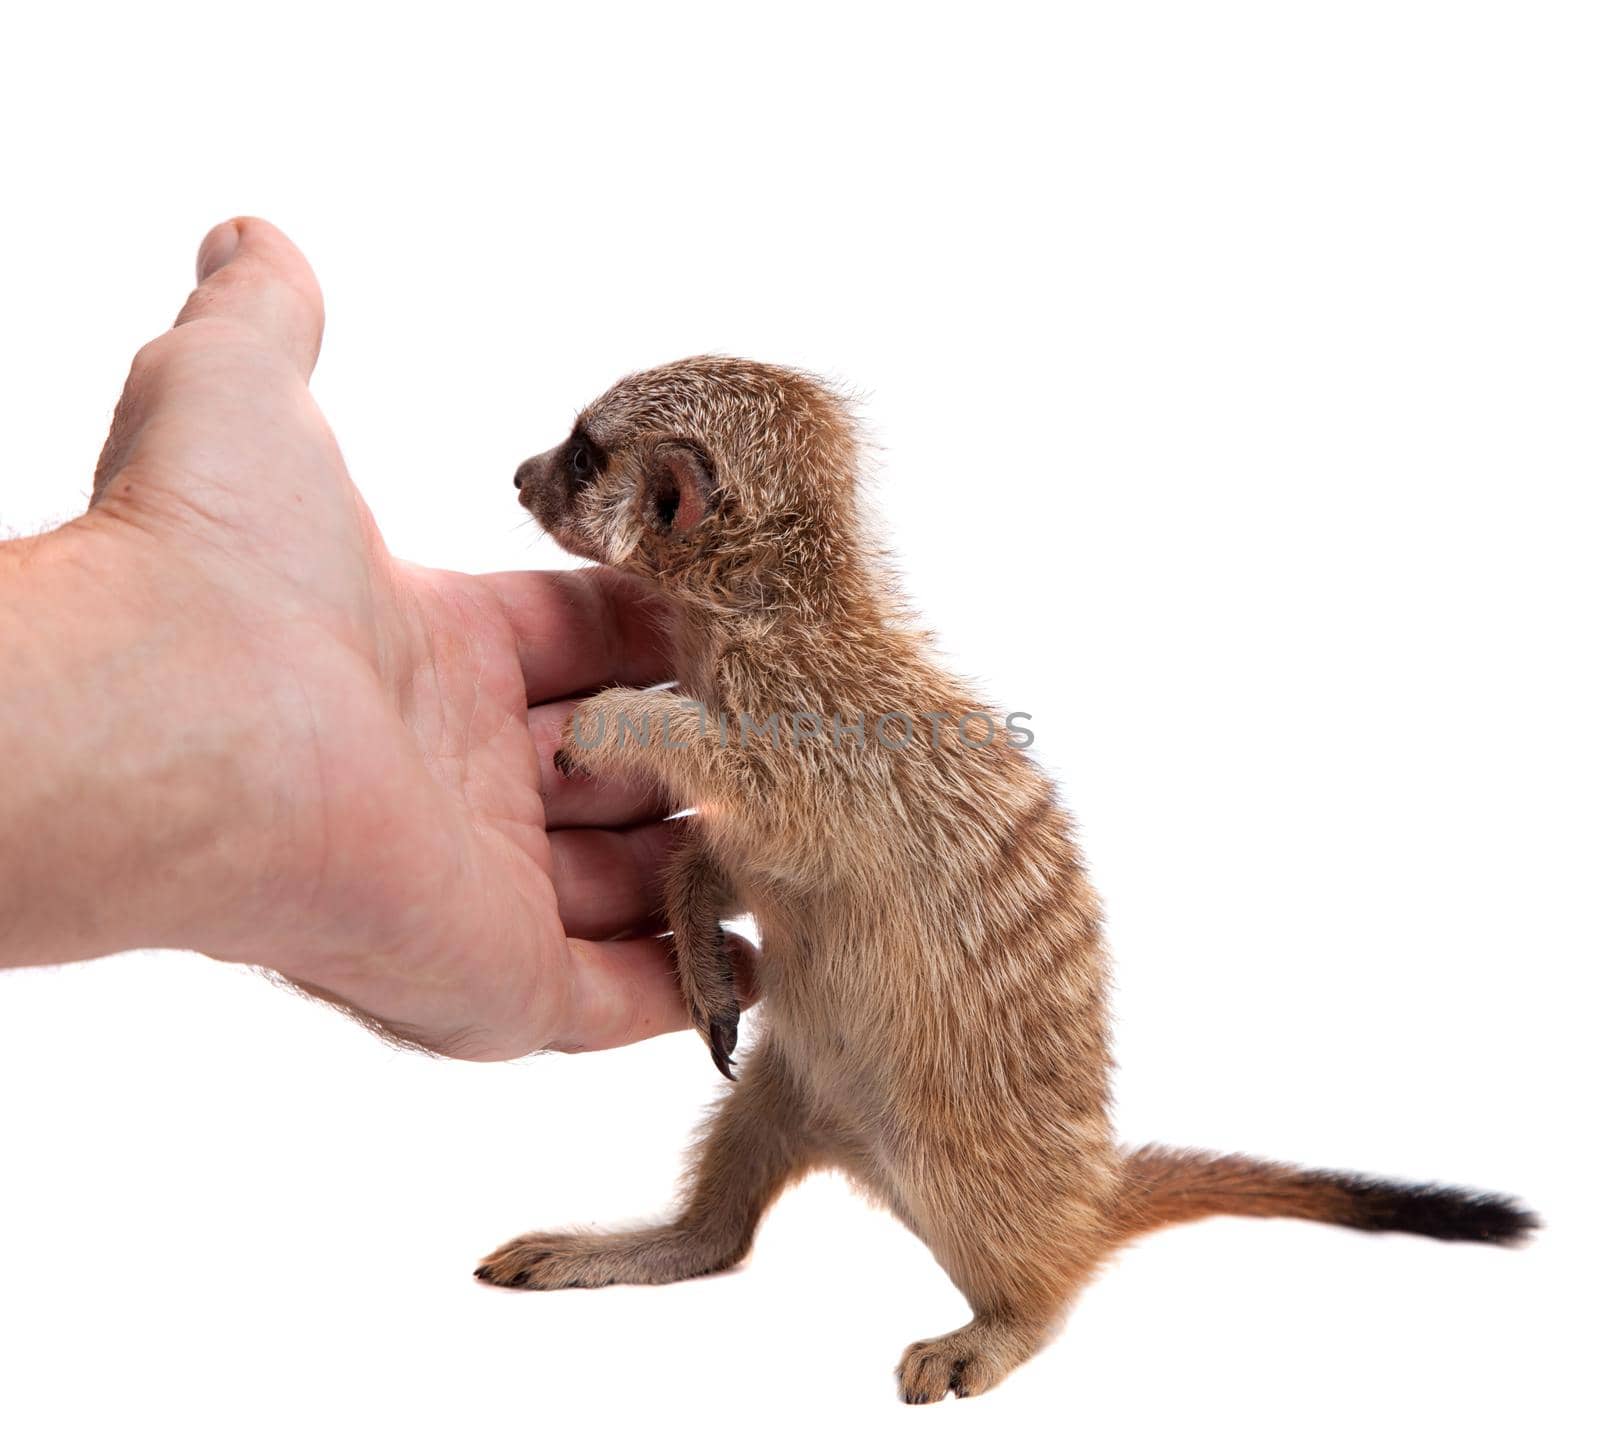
<box><xmin>85</xmin><ymin>219</ymin><xmax>688</xmax><ymax>1058</ymax></box>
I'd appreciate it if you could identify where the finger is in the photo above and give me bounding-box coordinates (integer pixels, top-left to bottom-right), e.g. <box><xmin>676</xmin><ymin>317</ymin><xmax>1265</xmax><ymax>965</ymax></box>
<box><xmin>530</xmin><ymin>700</ymin><xmax>672</xmax><ymax>828</ymax></box>
<box><xmin>548</xmin><ymin>936</ymin><xmax>691</xmax><ymax>1052</ymax></box>
<box><xmin>724</xmin><ymin>929</ymin><xmax>762</xmax><ymax>1010</ymax></box>
<box><xmin>174</xmin><ymin>217</ymin><xmax>325</xmax><ymax>380</ymax></box>
<box><xmin>546</xmin><ymin>818</ymin><xmax>683</xmax><ymax>940</ymax></box>
<box><xmin>477</xmin><ymin>567</ymin><xmax>675</xmax><ymax>705</ymax></box>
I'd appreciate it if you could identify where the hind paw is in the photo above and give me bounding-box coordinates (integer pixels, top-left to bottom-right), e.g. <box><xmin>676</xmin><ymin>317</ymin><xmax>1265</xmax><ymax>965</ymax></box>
<box><xmin>897</xmin><ymin>1328</ymin><xmax>1008</xmax><ymax>1403</ymax></box>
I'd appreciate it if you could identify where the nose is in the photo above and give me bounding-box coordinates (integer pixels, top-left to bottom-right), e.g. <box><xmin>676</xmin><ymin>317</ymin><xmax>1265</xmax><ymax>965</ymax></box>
<box><xmin>514</xmin><ymin>457</ymin><xmax>537</xmax><ymax>493</ymax></box>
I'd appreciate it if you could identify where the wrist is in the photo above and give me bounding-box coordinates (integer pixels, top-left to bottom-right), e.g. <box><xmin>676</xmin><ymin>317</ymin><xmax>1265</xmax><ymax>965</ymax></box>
<box><xmin>0</xmin><ymin>517</ymin><xmax>271</xmax><ymax>967</ymax></box>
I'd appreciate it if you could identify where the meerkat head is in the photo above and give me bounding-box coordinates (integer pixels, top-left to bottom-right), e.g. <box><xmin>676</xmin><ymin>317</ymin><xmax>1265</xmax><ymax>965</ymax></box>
<box><xmin>514</xmin><ymin>356</ymin><xmax>864</xmax><ymax>612</ymax></box>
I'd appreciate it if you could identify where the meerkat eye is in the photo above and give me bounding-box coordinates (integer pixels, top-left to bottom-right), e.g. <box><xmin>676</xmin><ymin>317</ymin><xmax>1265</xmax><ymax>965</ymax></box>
<box><xmin>569</xmin><ymin>442</ymin><xmax>596</xmax><ymax>487</ymax></box>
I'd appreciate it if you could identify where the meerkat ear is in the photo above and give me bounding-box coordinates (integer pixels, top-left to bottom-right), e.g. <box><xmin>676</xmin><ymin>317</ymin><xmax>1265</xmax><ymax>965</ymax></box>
<box><xmin>642</xmin><ymin>445</ymin><xmax>713</xmax><ymax>534</ymax></box>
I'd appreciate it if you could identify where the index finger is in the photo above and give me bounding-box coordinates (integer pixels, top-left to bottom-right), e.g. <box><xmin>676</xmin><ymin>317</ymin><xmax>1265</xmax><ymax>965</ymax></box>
<box><xmin>477</xmin><ymin>566</ymin><xmax>675</xmax><ymax>704</ymax></box>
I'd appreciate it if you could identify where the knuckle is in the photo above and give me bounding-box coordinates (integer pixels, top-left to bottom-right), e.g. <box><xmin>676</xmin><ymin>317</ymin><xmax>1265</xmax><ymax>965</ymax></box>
<box><xmin>127</xmin><ymin>329</ymin><xmax>183</xmax><ymax>386</ymax></box>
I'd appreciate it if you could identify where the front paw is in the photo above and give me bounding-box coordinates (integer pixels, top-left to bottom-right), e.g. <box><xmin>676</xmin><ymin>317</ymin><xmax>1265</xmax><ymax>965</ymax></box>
<box><xmin>684</xmin><ymin>928</ymin><xmax>745</xmax><ymax>1080</ymax></box>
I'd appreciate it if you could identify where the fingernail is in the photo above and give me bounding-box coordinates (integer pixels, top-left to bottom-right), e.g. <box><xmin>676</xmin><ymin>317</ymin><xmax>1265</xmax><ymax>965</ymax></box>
<box><xmin>195</xmin><ymin>220</ymin><xmax>241</xmax><ymax>282</ymax></box>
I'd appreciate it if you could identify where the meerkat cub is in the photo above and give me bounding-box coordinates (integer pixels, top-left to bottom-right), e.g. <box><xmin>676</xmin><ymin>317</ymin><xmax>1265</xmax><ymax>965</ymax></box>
<box><xmin>480</xmin><ymin>357</ymin><xmax>1536</xmax><ymax>1403</ymax></box>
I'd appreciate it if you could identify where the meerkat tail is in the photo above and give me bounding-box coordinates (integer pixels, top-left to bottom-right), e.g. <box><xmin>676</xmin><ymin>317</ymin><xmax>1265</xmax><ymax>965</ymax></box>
<box><xmin>1115</xmin><ymin>1145</ymin><xmax>1539</xmax><ymax>1247</ymax></box>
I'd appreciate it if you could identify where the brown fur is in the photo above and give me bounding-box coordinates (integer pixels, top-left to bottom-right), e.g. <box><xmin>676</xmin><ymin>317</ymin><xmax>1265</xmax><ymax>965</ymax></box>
<box><xmin>483</xmin><ymin>357</ymin><xmax>1537</xmax><ymax>1402</ymax></box>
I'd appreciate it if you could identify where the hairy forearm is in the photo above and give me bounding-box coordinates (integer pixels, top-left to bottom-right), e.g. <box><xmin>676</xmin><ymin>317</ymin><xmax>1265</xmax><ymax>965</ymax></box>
<box><xmin>0</xmin><ymin>520</ymin><xmax>264</xmax><ymax>967</ymax></box>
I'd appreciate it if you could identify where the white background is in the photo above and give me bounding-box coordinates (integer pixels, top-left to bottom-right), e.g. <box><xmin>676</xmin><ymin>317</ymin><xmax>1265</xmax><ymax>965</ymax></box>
<box><xmin>1</xmin><ymin>3</ymin><xmax>1594</xmax><ymax>1446</ymax></box>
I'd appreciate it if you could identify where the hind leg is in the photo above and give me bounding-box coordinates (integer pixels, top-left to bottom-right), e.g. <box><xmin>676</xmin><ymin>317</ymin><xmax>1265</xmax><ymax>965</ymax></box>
<box><xmin>476</xmin><ymin>1042</ymin><xmax>811</xmax><ymax>1289</ymax></box>
<box><xmin>893</xmin><ymin>1155</ymin><xmax>1114</xmax><ymax>1402</ymax></box>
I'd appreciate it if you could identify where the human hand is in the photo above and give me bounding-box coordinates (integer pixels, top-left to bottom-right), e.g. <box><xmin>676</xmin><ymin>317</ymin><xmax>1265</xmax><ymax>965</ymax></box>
<box><xmin>5</xmin><ymin>218</ymin><xmax>705</xmax><ymax>1059</ymax></box>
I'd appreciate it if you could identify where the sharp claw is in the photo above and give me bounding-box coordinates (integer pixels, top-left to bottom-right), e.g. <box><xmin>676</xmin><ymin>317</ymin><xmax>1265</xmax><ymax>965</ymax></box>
<box><xmin>553</xmin><ymin>747</ymin><xmax>580</xmax><ymax>779</ymax></box>
<box><xmin>708</xmin><ymin>1012</ymin><xmax>739</xmax><ymax>1080</ymax></box>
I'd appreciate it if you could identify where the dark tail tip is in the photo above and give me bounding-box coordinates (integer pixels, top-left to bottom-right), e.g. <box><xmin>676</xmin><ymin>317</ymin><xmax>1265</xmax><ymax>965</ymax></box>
<box><xmin>1331</xmin><ymin>1174</ymin><xmax>1541</xmax><ymax>1246</ymax></box>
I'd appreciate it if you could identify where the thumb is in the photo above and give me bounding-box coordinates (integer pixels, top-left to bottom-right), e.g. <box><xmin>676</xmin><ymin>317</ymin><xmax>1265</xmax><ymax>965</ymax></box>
<box><xmin>174</xmin><ymin>217</ymin><xmax>325</xmax><ymax>380</ymax></box>
<box><xmin>90</xmin><ymin>219</ymin><xmax>328</xmax><ymax>500</ymax></box>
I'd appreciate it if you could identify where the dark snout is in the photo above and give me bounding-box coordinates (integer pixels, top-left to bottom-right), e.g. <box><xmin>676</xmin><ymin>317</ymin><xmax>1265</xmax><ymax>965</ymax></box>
<box><xmin>513</xmin><ymin>446</ymin><xmax>562</xmax><ymax>509</ymax></box>
<box><xmin>513</xmin><ymin>443</ymin><xmax>603</xmax><ymax>561</ymax></box>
